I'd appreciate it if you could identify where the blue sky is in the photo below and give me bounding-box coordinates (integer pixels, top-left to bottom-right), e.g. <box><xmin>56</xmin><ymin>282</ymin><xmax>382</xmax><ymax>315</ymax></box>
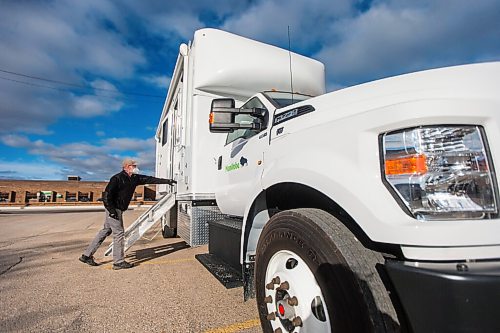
<box><xmin>0</xmin><ymin>0</ymin><xmax>499</xmax><ymax>181</ymax></box>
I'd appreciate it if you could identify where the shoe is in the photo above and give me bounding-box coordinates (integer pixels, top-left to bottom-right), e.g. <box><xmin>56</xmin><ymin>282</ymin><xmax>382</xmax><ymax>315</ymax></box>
<box><xmin>112</xmin><ymin>261</ymin><xmax>134</xmax><ymax>270</ymax></box>
<box><xmin>79</xmin><ymin>254</ymin><xmax>99</xmax><ymax>266</ymax></box>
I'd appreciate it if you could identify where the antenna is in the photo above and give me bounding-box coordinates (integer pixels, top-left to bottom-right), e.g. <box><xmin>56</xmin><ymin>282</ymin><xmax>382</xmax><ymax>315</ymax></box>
<box><xmin>287</xmin><ymin>26</ymin><xmax>294</xmax><ymax>103</ymax></box>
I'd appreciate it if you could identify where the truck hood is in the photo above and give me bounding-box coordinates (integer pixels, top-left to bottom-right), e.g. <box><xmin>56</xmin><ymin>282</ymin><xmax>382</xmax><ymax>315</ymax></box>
<box><xmin>273</xmin><ymin>62</ymin><xmax>500</xmax><ymax>126</ymax></box>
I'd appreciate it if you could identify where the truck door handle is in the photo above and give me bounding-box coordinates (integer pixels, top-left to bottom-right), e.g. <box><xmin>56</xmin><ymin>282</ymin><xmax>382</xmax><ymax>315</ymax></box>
<box><xmin>218</xmin><ymin>156</ymin><xmax>222</xmax><ymax>170</ymax></box>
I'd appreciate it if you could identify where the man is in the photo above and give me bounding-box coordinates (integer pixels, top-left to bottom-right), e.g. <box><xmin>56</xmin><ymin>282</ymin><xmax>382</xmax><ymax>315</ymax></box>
<box><xmin>79</xmin><ymin>158</ymin><xmax>176</xmax><ymax>270</ymax></box>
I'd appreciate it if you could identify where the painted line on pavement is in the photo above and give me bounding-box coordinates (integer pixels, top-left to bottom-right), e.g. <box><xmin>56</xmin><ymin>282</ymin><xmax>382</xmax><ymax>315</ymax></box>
<box><xmin>203</xmin><ymin>318</ymin><xmax>260</xmax><ymax>333</ymax></box>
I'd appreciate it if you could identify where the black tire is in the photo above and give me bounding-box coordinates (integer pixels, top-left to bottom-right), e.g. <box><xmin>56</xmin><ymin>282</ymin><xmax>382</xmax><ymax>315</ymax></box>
<box><xmin>255</xmin><ymin>208</ymin><xmax>400</xmax><ymax>333</ymax></box>
<box><xmin>162</xmin><ymin>226</ymin><xmax>177</xmax><ymax>238</ymax></box>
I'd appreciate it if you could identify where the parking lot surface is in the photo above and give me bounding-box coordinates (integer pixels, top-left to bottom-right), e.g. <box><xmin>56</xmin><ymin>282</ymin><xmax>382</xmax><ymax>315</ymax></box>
<box><xmin>0</xmin><ymin>209</ymin><xmax>260</xmax><ymax>332</ymax></box>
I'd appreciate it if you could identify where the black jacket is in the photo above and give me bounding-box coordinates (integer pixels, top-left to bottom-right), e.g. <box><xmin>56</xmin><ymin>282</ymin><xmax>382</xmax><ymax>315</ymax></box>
<box><xmin>102</xmin><ymin>170</ymin><xmax>174</xmax><ymax>213</ymax></box>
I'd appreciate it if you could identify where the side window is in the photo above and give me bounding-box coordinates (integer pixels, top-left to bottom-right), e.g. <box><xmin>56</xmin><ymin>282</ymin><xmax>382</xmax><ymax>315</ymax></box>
<box><xmin>161</xmin><ymin>119</ymin><xmax>168</xmax><ymax>146</ymax></box>
<box><xmin>226</xmin><ymin>98</ymin><xmax>268</xmax><ymax>145</ymax></box>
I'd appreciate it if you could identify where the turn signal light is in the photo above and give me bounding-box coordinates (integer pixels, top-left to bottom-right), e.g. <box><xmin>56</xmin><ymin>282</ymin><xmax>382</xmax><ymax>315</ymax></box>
<box><xmin>209</xmin><ymin>112</ymin><xmax>214</xmax><ymax>124</ymax></box>
<box><xmin>385</xmin><ymin>154</ymin><xmax>427</xmax><ymax>175</ymax></box>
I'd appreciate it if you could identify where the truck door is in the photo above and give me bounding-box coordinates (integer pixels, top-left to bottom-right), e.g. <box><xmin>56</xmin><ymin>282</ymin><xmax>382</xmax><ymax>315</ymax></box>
<box><xmin>157</xmin><ymin>113</ymin><xmax>173</xmax><ymax>194</ymax></box>
<box><xmin>215</xmin><ymin>96</ymin><xmax>271</xmax><ymax>217</ymax></box>
<box><xmin>157</xmin><ymin>87</ymin><xmax>182</xmax><ymax>194</ymax></box>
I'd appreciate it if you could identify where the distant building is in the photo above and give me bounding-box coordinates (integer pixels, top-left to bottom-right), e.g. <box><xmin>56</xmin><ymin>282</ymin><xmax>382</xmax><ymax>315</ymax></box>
<box><xmin>0</xmin><ymin>178</ymin><xmax>157</xmax><ymax>205</ymax></box>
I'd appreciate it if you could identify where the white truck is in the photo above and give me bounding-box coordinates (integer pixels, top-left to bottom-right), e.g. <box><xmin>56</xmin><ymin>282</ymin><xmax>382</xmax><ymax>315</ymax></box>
<box><xmin>154</xmin><ymin>28</ymin><xmax>500</xmax><ymax>332</ymax></box>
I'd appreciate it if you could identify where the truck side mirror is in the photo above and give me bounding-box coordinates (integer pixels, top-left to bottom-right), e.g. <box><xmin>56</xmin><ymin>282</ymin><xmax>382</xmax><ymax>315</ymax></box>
<box><xmin>209</xmin><ymin>98</ymin><xmax>266</xmax><ymax>133</ymax></box>
<box><xmin>209</xmin><ymin>99</ymin><xmax>238</xmax><ymax>133</ymax></box>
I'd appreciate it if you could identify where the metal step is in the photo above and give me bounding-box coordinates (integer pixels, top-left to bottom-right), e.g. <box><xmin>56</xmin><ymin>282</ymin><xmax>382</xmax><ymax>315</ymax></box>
<box><xmin>195</xmin><ymin>253</ymin><xmax>243</xmax><ymax>289</ymax></box>
<box><xmin>191</xmin><ymin>217</ymin><xmax>244</xmax><ymax>289</ymax></box>
<box><xmin>104</xmin><ymin>193</ymin><xmax>175</xmax><ymax>256</ymax></box>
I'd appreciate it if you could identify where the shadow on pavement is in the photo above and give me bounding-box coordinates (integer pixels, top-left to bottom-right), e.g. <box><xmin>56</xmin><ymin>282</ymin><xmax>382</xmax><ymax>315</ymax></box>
<box><xmin>0</xmin><ymin>239</ymin><xmax>90</xmax><ymax>278</ymax></box>
<box><xmin>129</xmin><ymin>240</ymin><xmax>190</xmax><ymax>265</ymax></box>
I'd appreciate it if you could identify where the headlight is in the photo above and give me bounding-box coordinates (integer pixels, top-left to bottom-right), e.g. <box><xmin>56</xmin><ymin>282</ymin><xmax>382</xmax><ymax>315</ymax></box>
<box><xmin>382</xmin><ymin>126</ymin><xmax>498</xmax><ymax>220</ymax></box>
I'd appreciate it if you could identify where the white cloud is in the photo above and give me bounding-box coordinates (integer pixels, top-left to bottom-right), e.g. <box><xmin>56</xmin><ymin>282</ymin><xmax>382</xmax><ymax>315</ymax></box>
<box><xmin>219</xmin><ymin>0</ymin><xmax>500</xmax><ymax>88</ymax></box>
<box><xmin>76</xmin><ymin>33</ymin><xmax>145</xmax><ymax>78</ymax></box>
<box><xmin>71</xmin><ymin>95</ymin><xmax>124</xmax><ymax>118</ymax></box>
<box><xmin>103</xmin><ymin>137</ymin><xmax>156</xmax><ymax>152</ymax></box>
<box><xmin>1</xmin><ymin>134</ymin><xmax>32</xmax><ymax>148</ymax></box>
<box><xmin>0</xmin><ymin>161</ymin><xmax>64</xmax><ymax>180</ymax></box>
<box><xmin>122</xmin><ymin>1</ymin><xmax>253</xmax><ymax>39</ymax></box>
<box><xmin>0</xmin><ymin>135</ymin><xmax>156</xmax><ymax>180</ymax></box>
<box><xmin>222</xmin><ymin>0</ymin><xmax>353</xmax><ymax>50</ymax></box>
<box><xmin>0</xmin><ymin>1</ymin><xmax>146</xmax><ymax>134</ymax></box>
<box><xmin>0</xmin><ymin>2</ymin><xmax>146</xmax><ymax>78</ymax></box>
<box><xmin>91</xmin><ymin>80</ymin><xmax>119</xmax><ymax>92</ymax></box>
<box><xmin>315</xmin><ymin>0</ymin><xmax>500</xmax><ymax>87</ymax></box>
<box><xmin>142</xmin><ymin>75</ymin><xmax>171</xmax><ymax>89</ymax></box>
<box><xmin>152</xmin><ymin>13</ymin><xmax>204</xmax><ymax>40</ymax></box>
<box><xmin>0</xmin><ymin>82</ymin><xmax>68</xmax><ymax>134</ymax></box>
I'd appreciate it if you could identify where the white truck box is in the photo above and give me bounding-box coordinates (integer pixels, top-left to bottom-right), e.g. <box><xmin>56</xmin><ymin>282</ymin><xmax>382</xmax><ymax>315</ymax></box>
<box><xmin>155</xmin><ymin>28</ymin><xmax>324</xmax><ymax>198</ymax></box>
<box><xmin>155</xmin><ymin>28</ymin><xmax>324</xmax><ymax>246</ymax></box>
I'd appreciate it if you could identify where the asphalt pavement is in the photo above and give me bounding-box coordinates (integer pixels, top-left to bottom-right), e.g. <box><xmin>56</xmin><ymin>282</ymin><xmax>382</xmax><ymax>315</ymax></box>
<box><xmin>0</xmin><ymin>209</ymin><xmax>261</xmax><ymax>332</ymax></box>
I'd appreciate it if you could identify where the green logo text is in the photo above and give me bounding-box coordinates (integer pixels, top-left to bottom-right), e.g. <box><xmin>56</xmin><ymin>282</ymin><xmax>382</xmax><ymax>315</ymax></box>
<box><xmin>225</xmin><ymin>163</ymin><xmax>240</xmax><ymax>172</ymax></box>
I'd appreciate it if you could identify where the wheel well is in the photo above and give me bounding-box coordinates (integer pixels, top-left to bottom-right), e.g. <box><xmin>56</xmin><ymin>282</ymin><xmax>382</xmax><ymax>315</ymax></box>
<box><xmin>247</xmin><ymin>182</ymin><xmax>402</xmax><ymax>258</ymax></box>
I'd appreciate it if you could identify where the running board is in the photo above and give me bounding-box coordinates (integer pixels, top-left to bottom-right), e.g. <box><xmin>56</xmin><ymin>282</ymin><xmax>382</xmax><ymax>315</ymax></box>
<box><xmin>104</xmin><ymin>193</ymin><xmax>175</xmax><ymax>256</ymax></box>
<box><xmin>195</xmin><ymin>253</ymin><xmax>243</xmax><ymax>289</ymax></box>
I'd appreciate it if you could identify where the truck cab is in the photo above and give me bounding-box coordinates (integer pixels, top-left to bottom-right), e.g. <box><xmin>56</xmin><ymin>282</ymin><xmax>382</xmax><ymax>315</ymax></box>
<box><xmin>214</xmin><ymin>91</ymin><xmax>313</xmax><ymax>216</ymax></box>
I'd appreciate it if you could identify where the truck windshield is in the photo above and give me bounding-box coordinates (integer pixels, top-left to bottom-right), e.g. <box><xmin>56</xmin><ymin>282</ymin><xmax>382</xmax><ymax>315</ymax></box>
<box><xmin>263</xmin><ymin>91</ymin><xmax>313</xmax><ymax>108</ymax></box>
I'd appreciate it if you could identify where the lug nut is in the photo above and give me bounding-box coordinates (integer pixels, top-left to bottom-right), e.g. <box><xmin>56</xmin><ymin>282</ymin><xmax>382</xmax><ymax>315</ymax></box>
<box><xmin>266</xmin><ymin>312</ymin><xmax>276</xmax><ymax>321</ymax></box>
<box><xmin>266</xmin><ymin>276</ymin><xmax>281</xmax><ymax>290</ymax></box>
<box><xmin>292</xmin><ymin>316</ymin><xmax>303</xmax><ymax>327</ymax></box>
<box><xmin>278</xmin><ymin>281</ymin><xmax>289</xmax><ymax>290</ymax></box>
<box><xmin>264</xmin><ymin>295</ymin><xmax>273</xmax><ymax>303</ymax></box>
<box><xmin>287</xmin><ymin>296</ymin><xmax>298</xmax><ymax>306</ymax></box>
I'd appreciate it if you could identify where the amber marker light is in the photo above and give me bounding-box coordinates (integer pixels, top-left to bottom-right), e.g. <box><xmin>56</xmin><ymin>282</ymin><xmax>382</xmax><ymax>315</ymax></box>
<box><xmin>209</xmin><ymin>112</ymin><xmax>214</xmax><ymax>124</ymax></box>
<box><xmin>385</xmin><ymin>154</ymin><xmax>427</xmax><ymax>176</ymax></box>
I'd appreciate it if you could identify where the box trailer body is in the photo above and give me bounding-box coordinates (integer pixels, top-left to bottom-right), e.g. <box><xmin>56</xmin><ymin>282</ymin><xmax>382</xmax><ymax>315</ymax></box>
<box><xmin>155</xmin><ymin>29</ymin><xmax>324</xmax><ymax>244</ymax></box>
<box><xmin>155</xmin><ymin>28</ymin><xmax>500</xmax><ymax>332</ymax></box>
<box><xmin>156</xmin><ymin>28</ymin><xmax>324</xmax><ymax>197</ymax></box>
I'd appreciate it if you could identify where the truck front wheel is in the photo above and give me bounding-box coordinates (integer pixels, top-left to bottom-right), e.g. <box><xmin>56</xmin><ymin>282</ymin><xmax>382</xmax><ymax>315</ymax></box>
<box><xmin>255</xmin><ymin>208</ymin><xmax>400</xmax><ymax>333</ymax></box>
